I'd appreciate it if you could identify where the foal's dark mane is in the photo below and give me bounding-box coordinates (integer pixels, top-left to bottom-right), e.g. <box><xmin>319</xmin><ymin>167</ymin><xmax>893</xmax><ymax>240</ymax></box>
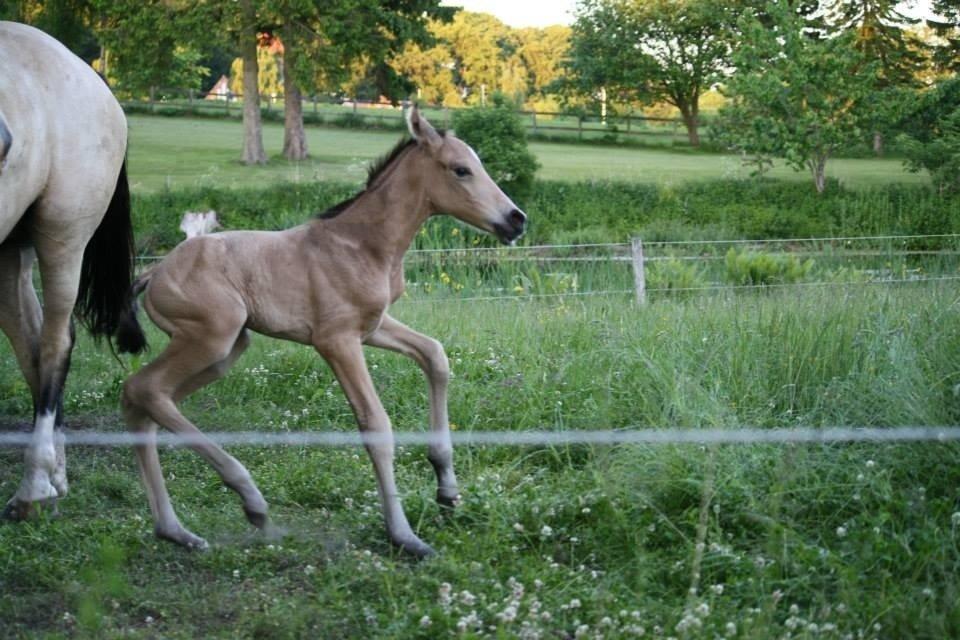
<box><xmin>316</xmin><ymin>131</ymin><xmax>446</xmax><ymax>220</ymax></box>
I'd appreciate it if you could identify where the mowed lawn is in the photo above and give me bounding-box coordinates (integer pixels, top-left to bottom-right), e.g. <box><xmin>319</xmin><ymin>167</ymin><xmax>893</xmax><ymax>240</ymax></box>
<box><xmin>126</xmin><ymin>115</ymin><xmax>927</xmax><ymax>193</ymax></box>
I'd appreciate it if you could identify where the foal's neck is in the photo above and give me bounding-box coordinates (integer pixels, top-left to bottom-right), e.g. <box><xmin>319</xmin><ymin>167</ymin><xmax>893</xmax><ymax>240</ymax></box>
<box><xmin>322</xmin><ymin>146</ymin><xmax>432</xmax><ymax>266</ymax></box>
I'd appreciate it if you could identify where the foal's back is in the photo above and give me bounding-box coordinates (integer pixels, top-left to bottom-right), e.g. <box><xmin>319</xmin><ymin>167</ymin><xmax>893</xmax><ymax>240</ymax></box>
<box><xmin>143</xmin><ymin>224</ymin><xmax>383</xmax><ymax>345</ymax></box>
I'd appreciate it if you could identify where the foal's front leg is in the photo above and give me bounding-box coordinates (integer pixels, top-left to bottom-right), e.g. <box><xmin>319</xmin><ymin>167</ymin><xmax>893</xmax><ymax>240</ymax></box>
<box><xmin>319</xmin><ymin>337</ymin><xmax>435</xmax><ymax>558</ymax></box>
<box><xmin>365</xmin><ymin>314</ymin><xmax>460</xmax><ymax>507</ymax></box>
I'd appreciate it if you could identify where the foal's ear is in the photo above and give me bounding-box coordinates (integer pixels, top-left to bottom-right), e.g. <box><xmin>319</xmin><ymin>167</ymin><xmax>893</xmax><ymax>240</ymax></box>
<box><xmin>406</xmin><ymin>105</ymin><xmax>443</xmax><ymax>153</ymax></box>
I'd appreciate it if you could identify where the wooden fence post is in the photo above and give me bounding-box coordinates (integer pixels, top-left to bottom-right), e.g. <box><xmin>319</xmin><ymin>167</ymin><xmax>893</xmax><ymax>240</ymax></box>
<box><xmin>631</xmin><ymin>237</ymin><xmax>646</xmax><ymax>305</ymax></box>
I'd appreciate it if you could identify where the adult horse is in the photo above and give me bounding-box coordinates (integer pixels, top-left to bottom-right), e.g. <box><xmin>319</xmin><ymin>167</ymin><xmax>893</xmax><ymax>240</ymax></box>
<box><xmin>116</xmin><ymin>106</ymin><xmax>526</xmax><ymax>557</ymax></box>
<box><xmin>0</xmin><ymin>22</ymin><xmax>142</xmax><ymax>519</ymax></box>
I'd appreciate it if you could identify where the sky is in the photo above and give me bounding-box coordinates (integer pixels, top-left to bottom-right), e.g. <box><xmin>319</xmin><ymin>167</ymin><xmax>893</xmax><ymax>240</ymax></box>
<box><xmin>444</xmin><ymin>0</ymin><xmax>939</xmax><ymax>29</ymax></box>
<box><xmin>442</xmin><ymin>0</ymin><xmax>578</xmax><ymax>27</ymax></box>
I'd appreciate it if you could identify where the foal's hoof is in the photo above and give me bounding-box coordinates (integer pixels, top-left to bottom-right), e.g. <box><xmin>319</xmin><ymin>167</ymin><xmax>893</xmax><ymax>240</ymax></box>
<box><xmin>243</xmin><ymin>506</ymin><xmax>270</xmax><ymax>530</ymax></box>
<box><xmin>393</xmin><ymin>535</ymin><xmax>436</xmax><ymax>559</ymax></box>
<box><xmin>156</xmin><ymin>525</ymin><xmax>209</xmax><ymax>551</ymax></box>
<box><xmin>436</xmin><ymin>489</ymin><xmax>462</xmax><ymax>509</ymax></box>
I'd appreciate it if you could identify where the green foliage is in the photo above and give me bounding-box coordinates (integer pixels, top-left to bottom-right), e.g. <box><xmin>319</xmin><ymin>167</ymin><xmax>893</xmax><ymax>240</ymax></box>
<box><xmin>900</xmin><ymin>108</ymin><xmax>960</xmax><ymax>193</ymax></box>
<box><xmin>715</xmin><ymin>5</ymin><xmax>878</xmax><ymax>192</ymax></box>
<box><xmin>646</xmin><ymin>257</ymin><xmax>707</xmax><ymax>294</ymax></box>
<box><xmin>91</xmin><ymin>0</ymin><xmax>213</xmax><ymax>94</ymax></box>
<box><xmin>130</xmin><ymin>178</ymin><xmax>960</xmax><ymax>254</ymax></box>
<box><xmin>567</xmin><ymin>0</ymin><xmax>743</xmax><ymax>145</ymax></box>
<box><xmin>451</xmin><ymin>101</ymin><xmax>540</xmax><ymax>199</ymax></box>
<box><xmin>724</xmin><ymin>248</ymin><xmax>815</xmax><ymax>285</ymax></box>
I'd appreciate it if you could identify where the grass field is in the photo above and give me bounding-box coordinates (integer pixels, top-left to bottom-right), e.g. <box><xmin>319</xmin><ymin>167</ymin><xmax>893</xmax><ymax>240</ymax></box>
<box><xmin>1</xmin><ymin>284</ymin><xmax>959</xmax><ymax>638</ymax></box>
<box><xmin>125</xmin><ymin>115</ymin><xmax>928</xmax><ymax>193</ymax></box>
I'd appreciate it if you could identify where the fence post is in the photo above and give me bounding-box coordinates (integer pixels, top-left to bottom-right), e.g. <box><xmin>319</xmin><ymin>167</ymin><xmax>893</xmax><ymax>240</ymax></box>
<box><xmin>532</xmin><ymin>110</ymin><xmax>537</xmax><ymax>133</ymax></box>
<box><xmin>578</xmin><ymin>116</ymin><xmax>583</xmax><ymax>141</ymax></box>
<box><xmin>631</xmin><ymin>237</ymin><xmax>646</xmax><ymax>305</ymax></box>
<box><xmin>149</xmin><ymin>86</ymin><xmax>156</xmax><ymax>113</ymax></box>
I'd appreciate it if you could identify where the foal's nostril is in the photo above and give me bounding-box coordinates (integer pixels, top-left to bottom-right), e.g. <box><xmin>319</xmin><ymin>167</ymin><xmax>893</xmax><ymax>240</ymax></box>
<box><xmin>509</xmin><ymin>209</ymin><xmax>527</xmax><ymax>229</ymax></box>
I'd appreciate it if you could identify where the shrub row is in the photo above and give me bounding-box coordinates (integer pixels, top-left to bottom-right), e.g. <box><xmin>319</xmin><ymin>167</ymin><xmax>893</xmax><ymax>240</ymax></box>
<box><xmin>130</xmin><ymin>178</ymin><xmax>960</xmax><ymax>254</ymax></box>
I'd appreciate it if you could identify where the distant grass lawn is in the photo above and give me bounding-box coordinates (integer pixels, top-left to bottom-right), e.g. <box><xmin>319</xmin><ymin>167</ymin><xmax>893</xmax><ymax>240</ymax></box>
<box><xmin>126</xmin><ymin>115</ymin><xmax>927</xmax><ymax>193</ymax></box>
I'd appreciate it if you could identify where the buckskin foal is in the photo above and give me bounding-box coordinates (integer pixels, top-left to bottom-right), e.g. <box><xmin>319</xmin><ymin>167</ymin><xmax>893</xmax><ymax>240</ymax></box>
<box><xmin>117</xmin><ymin>106</ymin><xmax>527</xmax><ymax>557</ymax></box>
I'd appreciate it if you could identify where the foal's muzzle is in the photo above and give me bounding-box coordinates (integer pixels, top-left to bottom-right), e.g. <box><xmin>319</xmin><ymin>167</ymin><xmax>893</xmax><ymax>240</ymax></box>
<box><xmin>494</xmin><ymin>209</ymin><xmax>527</xmax><ymax>244</ymax></box>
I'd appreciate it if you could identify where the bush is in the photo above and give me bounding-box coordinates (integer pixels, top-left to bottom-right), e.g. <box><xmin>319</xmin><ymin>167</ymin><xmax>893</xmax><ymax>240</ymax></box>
<box><xmin>451</xmin><ymin>98</ymin><xmax>540</xmax><ymax>200</ymax></box>
<box><xmin>646</xmin><ymin>258</ymin><xmax>707</xmax><ymax>295</ymax></box>
<box><xmin>724</xmin><ymin>248</ymin><xmax>815</xmax><ymax>286</ymax></box>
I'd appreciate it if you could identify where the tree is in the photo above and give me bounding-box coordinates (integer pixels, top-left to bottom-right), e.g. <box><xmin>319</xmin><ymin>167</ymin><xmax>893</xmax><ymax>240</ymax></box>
<box><xmin>515</xmin><ymin>25</ymin><xmax>572</xmax><ymax>95</ymax></box>
<box><xmin>715</xmin><ymin>5</ymin><xmax>877</xmax><ymax>193</ymax></box>
<box><xmin>2</xmin><ymin>0</ymin><xmax>99</xmax><ymax>60</ymax></box>
<box><xmin>897</xmin><ymin>76</ymin><xmax>960</xmax><ymax>192</ymax></box>
<box><xmin>927</xmin><ymin>0</ymin><xmax>960</xmax><ymax>74</ymax></box>
<box><xmin>265</xmin><ymin>0</ymin><xmax>454</xmax><ymax>160</ymax></box>
<box><xmin>824</xmin><ymin>1</ymin><xmax>927</xmax><ymax>153</ymax></box>
<box><xmin>567</xmin><ymin>0</ymin><xmax>742</xmax><ymax>146</ymax></box>
<box><xmin>391</xmin><ymin>40</ymin><xmax>460</xmax><ymax>105</ymax></box>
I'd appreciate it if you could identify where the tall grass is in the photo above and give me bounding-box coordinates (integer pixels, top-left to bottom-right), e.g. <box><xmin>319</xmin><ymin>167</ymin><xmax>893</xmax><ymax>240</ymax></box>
<box><xmin>1</xmin><ymin>285</ymin><xmax>958</xmax><ymax>637</ymax></box>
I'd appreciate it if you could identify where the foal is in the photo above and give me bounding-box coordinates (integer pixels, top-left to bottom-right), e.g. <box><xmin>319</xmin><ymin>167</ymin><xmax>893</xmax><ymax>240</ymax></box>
<box><xmin>118</xmin><ymin>107</ymin><xmax>527</xmax><ymax>557</ymax></box>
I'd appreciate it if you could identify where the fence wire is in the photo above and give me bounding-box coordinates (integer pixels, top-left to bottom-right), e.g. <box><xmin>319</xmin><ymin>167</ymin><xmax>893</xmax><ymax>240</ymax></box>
<box><xmin>1</xmin><ymin>426</ymin><xmax>958</xmax><ymax>449</ymax></box>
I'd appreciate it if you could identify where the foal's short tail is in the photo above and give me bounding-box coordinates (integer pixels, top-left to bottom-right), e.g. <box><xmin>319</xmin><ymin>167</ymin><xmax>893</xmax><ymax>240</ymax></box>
<box><xmin>115</xmin><ymin>270</ymin><xmax>152</xmax><ymax>355</ymax></box>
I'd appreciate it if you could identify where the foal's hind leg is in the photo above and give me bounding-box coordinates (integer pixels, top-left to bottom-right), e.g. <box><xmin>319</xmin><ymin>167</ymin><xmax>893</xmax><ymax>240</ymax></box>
<box><xmin>365</xmin><ymin>315</ymin><xmax>460</xmax><ymax>507</ymax></box>
<box><xmin>124</xmin><ymin>330</ymin><xmax>267</xmax><ymax>548</ymax></box>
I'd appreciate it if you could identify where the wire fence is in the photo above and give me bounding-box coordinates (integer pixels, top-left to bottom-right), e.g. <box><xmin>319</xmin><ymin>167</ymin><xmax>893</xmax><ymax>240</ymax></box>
<box><xmin>133</xmin><ymin>233</ymin><xmax>960</xmax><ymax>304</ymax></box>
<box><xmin>1</xmin><ymin>426</ymin><xmax>959</xmax><ymax>449</ymax></box>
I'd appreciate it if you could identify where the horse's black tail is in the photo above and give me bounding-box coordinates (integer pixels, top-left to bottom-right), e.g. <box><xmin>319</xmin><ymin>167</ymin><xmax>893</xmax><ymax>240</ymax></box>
<box><xmin>115</xmin><ymin>271</ymin><xmax>151</xmax><ymax>354</ymax></box>
<box><xmin>76</xmin><ymin>160</ymin><xmax>147</xmax><ymax>355</ymax></box>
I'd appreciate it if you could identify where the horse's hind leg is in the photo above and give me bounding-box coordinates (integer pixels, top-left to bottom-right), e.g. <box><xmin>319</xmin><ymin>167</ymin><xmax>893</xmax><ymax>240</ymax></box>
<box><xmin>0</xmin><ymin>243</ymin><xmax>56</xmax><ymax>519</ymax></box>
<box><xmin>2</xmin><ymin>237</ymin><xmax>85</xmax><ymax>519</ymax></box>
<box><xmin>365</xmin><ymin>315</ymin><xmax>460</xmax><ymax>507</ymax></box>
<box><xmin>124</xmin><ymin>330</ymin><xmax>267</xmax><ymax>548</ymax></box>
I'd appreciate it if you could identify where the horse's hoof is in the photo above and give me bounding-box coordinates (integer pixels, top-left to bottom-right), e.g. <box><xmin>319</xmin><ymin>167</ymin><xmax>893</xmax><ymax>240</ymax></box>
<box><xmin>156</xmin><ymin>525</ymin><xmax>209</xmax><ymax>551</ymax></box>
<box><xmin>437</xmin><ymin>490</ymin><xmax>461</xmax><ymax>509</ymax></box>
<box><xmin>2</xmin><ymin>497</ymin><xmax>57</xmax><ymax>521</ymax></box>
<box><xmin>1</xmin><ymin>499</ymin><xmax>33</xmax><ymax>521</ymax></box>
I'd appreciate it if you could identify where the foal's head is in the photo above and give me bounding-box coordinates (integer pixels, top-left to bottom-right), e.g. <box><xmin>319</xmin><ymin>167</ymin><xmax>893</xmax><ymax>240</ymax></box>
<box><xmin>406</xmin><ymin>106</ymin><xmax>527</xmax><ymax>244</ymax></box>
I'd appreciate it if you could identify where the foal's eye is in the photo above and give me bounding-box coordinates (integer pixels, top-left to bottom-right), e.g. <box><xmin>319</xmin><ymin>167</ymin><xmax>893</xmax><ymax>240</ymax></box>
<box><xmin>452</xmin><ymin>166</ymin><xmax>472</xmax><ymax>178</ymax></box>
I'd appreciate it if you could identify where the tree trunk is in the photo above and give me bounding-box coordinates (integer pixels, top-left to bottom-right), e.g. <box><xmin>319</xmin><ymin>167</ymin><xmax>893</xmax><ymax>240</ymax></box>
<box><xmin>679</xmin><ymin>104</ymin><xmax>700</xmax><ymax>147</ymax></box>
<box><xmin>282</xmin><ymin>25</ymin><xmax>308</xmax><ymax>161</ymax></box>
<box><xmin>239</xmin><ymin>0</ymin><xmax>266</xmax><ymax>165</ymax></box>
<box><xmin>809</xmin><ymin>154</ymin><xmax>828</xmax><ymax>194</ymax></box>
